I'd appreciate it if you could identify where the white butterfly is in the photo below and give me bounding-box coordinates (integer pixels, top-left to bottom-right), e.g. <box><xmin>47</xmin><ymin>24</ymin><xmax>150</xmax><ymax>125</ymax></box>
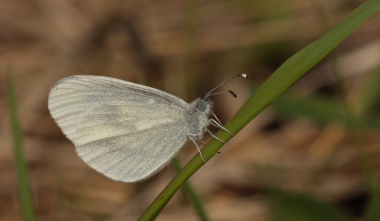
<box><xmin>48</xmin><ymin>74</ymin><xmax>246</xmax><ymax>182</ymax></box>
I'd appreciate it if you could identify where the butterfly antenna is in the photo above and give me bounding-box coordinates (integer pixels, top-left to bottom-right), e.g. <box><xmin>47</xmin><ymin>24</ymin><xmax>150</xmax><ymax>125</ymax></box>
<box><xmin>207</xmin><ymin>90</ymin><xmax>237</xmax><ymax>98</ymax></box>
<box><xmin>205</xmin><ymin>73</ymin><xmax>248</xmax><ymax>98</ymax></box>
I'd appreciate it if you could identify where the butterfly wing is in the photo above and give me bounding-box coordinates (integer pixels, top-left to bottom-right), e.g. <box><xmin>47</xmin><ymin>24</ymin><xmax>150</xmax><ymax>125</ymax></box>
<box><xmin>48</xmin><ymin>75</ymin><xmax>190</xmax><ymax>182</ymax></box>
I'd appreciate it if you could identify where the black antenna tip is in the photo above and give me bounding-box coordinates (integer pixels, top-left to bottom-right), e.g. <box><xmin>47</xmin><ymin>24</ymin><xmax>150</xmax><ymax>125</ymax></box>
<box><xmin>228</xmin><ymin>90</ymin><xmax>237</xmax><ymax>98</ymax></box>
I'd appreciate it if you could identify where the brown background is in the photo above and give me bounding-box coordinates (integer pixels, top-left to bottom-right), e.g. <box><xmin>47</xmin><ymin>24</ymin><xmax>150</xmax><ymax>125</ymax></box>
<box><xmin>1</xmin><ymin>0</ymin><xmax>380</xmax><ymax>220</ymax></box>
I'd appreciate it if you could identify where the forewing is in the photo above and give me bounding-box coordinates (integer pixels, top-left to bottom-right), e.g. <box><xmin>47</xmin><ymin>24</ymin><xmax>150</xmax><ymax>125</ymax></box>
<box><xmin>48</xmin><ymin>75</ymin><xmax>188</xmax><ymax>140</ymax></box>
<box><xmin>48</xmin><ymin>75</ymin><xmax>190</xmax><ymax>182</ymax></box>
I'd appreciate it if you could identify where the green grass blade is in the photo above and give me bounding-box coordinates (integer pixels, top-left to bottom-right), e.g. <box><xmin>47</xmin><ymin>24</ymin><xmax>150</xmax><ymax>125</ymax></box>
<box><xmin>269</xmin><ymin>190</ymin><xmax>351</xmax><ymax>221</ymax></box>
<box><xmin>361</xmin><ymin>64</ymin><xmax>380</xmax><ymax>116</ymax></box>
<box><xmin>171</xmin><ymin>158</ymin><xmax>210</xmax><ymax>221</ymax></box>
<box><xmin>272</xmin><ymin>92</ymin><xmax>380</xmax><ymax>128</ymax></box>
<box><xmin>138</xmin><ymin>1</ymin><xmax>380</xmax><ymax>220</ymax></box>
<box><xmin>365</xmin><ymin>184</ymin><xmax>380</xmax><ymax>221</ymax></box>
<box><xmin>229</xmin><ymin>0</ymin><xmax>380</xmax><ymax>134</ymax></box>
<box><xmin>7</xmin><ymin>74</ymin><xmax>37</xmax><ymax>221</ymax></box>
<box><xmin>273</xmin><ymin>93</ymin><xmax>349</xmax><ymax>124</ymax></box>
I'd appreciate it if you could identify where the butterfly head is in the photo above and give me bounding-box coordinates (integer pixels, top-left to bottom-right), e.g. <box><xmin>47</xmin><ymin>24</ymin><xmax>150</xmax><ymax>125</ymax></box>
<box><xmin>196</xmin><ymin>97</ymin><xmax>213</xmax><ymax>113</ymax></box>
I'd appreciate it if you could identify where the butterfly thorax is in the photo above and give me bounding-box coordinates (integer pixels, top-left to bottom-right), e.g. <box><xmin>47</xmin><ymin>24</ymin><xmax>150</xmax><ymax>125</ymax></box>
<box><xmin>186</xmin><ymin>98</ymin><xmax>213</xmax><ymax>141</ymax></box>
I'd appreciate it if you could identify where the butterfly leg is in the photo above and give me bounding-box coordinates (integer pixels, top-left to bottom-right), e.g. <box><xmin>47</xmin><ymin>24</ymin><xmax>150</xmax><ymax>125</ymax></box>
<box><xmin>209</xmin><ymin>119</ymin><xmax>234</xmax><ymax>136</ymax></box>
<box><xmin>210</xmin><ymin>112</ymin><xmax>233</xmax><ymax>136</ymax></box>
<box><xmin>206</xmin><ymin>128</ymin><xmax>227</xmax><ymax>144</ymax></box>
<box><xmin>211</xmin><ymin>112</ymin><xmax>223</xmax><ymax>125</ymax></box>
<box><xmin>188</xmin><ymin>135</ymin><xmax>206</xmax><ymax>162</ymax></box>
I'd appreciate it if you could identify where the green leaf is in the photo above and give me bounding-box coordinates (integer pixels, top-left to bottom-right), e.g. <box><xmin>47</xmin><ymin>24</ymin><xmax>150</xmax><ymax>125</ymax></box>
<box><xmin>269</xmin><ymin>190</ymin><xmax>351</xmax><ymax>221</ymax></box>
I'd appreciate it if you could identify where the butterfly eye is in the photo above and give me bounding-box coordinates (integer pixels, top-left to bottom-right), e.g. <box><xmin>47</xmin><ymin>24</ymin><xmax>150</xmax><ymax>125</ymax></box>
<box><xmin>196</xmin><ymin>100</ymin><xmax>208</xmax><ymax>111</ymax></box>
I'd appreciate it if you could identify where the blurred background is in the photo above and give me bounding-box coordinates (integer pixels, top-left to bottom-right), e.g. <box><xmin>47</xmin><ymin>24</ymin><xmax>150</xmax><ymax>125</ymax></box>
<box><xmin>1</xmin><ymin>0</ymin><xmax>380</xmax><ymax>220</ymax></box>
